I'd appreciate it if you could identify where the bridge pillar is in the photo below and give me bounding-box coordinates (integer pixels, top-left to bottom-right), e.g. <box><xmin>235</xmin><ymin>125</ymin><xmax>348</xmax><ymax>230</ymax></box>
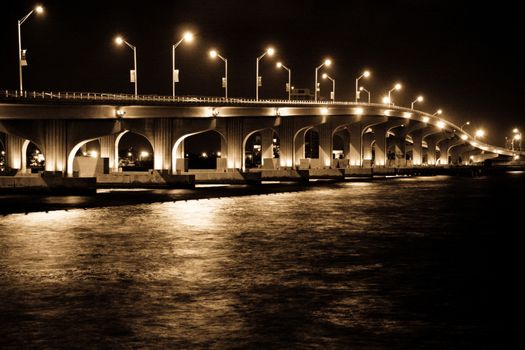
<box><xmin>260</xmin><ymin>128</ymin><xmax>274</xmax><ymax>164</ymax></box>
<box><xmin>411</xmin><ymin>130</ymin><xmax>424</xmax><ymax>166</ymax></box>
<box><xmin>426</xmin><ymin>138</ymin><xmax>439</xmax><ymax>165</ymax></box>
<box><xmin>153</xmin><ymin>119</ymin><xmax>172</xmax><ymax>172</ymax></box>
<box><xmin>99</xmin><ymin>134</ymin><xmax>116</xmax><ymax>171</ymax></box>
<box><xmin>294</xmin><ymin>128</ymin><xmax>308</xmax><ymax>166</ymax></box>
<box><xmin>372</xmin><ymin>125</ymin><xmax>388</xmax><ymax>167</ymax></box>
<box><xmin>363</xmin><ymin>132</ymin><xmax>374</xmax><ymax>164</ymax></box>
<box><xmin>318</xmin><ymin>124</ymin><xmax>332</xmax><ymax>168</ymax></box>
<box><xmin>5</xmin><ymin>134</ymin><xmax>25</xmax><ymax>171</ymax></box>
<box><xmin>334</xmin><ymin>129</ymin><xmax>350</xmax><ymax>161</ymax></box>
<box><xmin>43</xmin><ymin>120</ymin><xmax>67</xmax><ymax>173</ymax></box>
<box><xmin>389</xmin><ymin>136</ymin><xmax>406</xmax><ymax>167</ymax></box>
<box><xmin>348</xmin><ymin>123</ymin><xmax>362</xmax><ymax>166</ymax></box>
<box><xmin>278</xmin><ymin>118</ymin><xmax>294</xmax><ymax>168</ymax></box>
<box><xmin>226</xmin><ymin>119</ymin><xmax>243</xmax><ymax>170</ymax></box>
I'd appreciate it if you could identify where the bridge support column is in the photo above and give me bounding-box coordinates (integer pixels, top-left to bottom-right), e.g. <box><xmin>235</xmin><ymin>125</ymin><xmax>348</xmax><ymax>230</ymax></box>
<box><xmin>153</xmin><ymin>119</ymin><xmax>172</xmax><ymax>172</ymax></box>
<box><xmin>99</xmin><ymin>134</ymin><xmax>116</xmax><ymax>171</ymax></box>
<box><xmin>294</xmin><ymin>128</ymin><xmax>308</xmax><ymax>167</ymax></box>
<box><xmin>226</xmin><ymin>119</ymin><xmax>243</xmax><ymax>170</ymax></box>
<box><xmin>260</xmin><ymin>129</ymin><xmax>274</xmax><ymax>166</ymax></box>
<box><xmin>372</xmin><ymin>125</ymin><xmax>387</xmax><ymax>167</ymax></box>
<box><xmin>412</xmin><ymin>130</ymin><xmax>423</xmax><ymax>166</ymax></box>
<box><xmin>318</xmin><ymin>124</ymin><xmax>332</xmax><ymax>168</ymax></box>
<box><xmin>363</xmin><ymin>132</ymin><xmax>373</xmax><ymax>164</ymax></box>
<box><xmin>278</xmin><ymin>118</ymin><xmax>294</xmax><ymax>168</ymax></box>
<box><xmin>426</xmin><ymin>138</ymin><xmax>438</xmax><ymax>165</ymax></box>
<box><xmin>5</xmin><ymin>134</ymin><xmax>25</xmax><ymax>171</ymax></box>
<box><xmin>390</xmin><ymin>136</ymin><xmax>406</xmax><ymax>167</ymax></box>
<box><xmin>348</xmin><ymin>123</ymin><xmax>362</xmax><ymax>166</ymax></box>
<box><xmin>43</xmin><ymin>120</ymin><xmax>67</xmax><ymax>173</ymax></box>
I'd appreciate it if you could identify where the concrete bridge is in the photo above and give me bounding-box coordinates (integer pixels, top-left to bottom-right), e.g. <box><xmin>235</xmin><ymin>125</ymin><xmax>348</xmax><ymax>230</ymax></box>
<box><xmin>0</xmin><ymin>90</ymin><xmax>521</xmax><ymax>186</ymax></box>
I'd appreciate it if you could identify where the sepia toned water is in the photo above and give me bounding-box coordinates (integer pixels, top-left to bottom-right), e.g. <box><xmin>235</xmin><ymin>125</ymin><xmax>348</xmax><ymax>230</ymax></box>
<box><xmin>1</xmin><ymin>174</ymin><xmax>524</xmax><ymax>349</ymax></box>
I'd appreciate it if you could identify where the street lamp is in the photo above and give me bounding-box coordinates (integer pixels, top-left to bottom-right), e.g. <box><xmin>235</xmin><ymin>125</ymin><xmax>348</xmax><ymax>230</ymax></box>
<box><xmin>387</xmin><ymin>83</ymin><xmax>402</xmax><ymax>106</ymax></box>
<box><xmin>432</xmin><ymin>109</ymin><xmax>443</xmax><ymax>116</ymax></box>
<box><xmin>18</xmin><ymin>5</ymin><xmax>44</xmax><ymax>93</ymax></box>
<box><xmin>460</xmin><ymin>121</ymin><xmax>470</xmax><ymax>131</ymax></box>
<box><xmin>322</xmin><ymin>73</ymin><xmax>335</xmax><ymax>101</ymax></box>
<box><xmin>255</xmin><ymin>47</ymin><xmax>275</xmax><ymax>101</ymax></box>
<box><xmin>276</xmin><ymin>62</ymin><xmax>292</xmax><ymax>100</ymax></box>
<box><xmin>411</xmin><ymin>95</ymin><xmax>424</xmax><ymax>109</ymax></box>
<box><xmin>172</xmin><ymin>31</ymin><xmax>194</xmax><ymax>97</ymax></box>
<box><xmin>209</xmin><ymin>50</ymin><xmax>228</xmax><ymax>98</ymax></box>
<box><xmin>512</xmin><ymin>128</ymin><xmax>522</xmax><ymax>151</ymax></box>
<box><xmin>359</xmin><ymin>86</ymin><xmax>370</xmax><ymax>104</ymax></box>
<box><xmin>115</xmin><ymin>36</ymin><xmax>138</xmax><ymax>97</ymax></box>
<box><xmin>355</xmin><ymin>70</ymin><xmax>370</xmax><ymax>102</ymax></box>
<box><xmin>475</xmin><ymin>129</ymin><xmax>485</xmax><ymax>139</ymax></box>
<box><xmin>315</xmin><ymin>58</ymin><xmax>332</xmax><ymax>102</ymax></box>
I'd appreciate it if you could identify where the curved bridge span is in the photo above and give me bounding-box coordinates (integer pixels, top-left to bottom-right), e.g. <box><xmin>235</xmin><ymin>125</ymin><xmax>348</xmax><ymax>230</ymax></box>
<box><xmin>0</xmin><ymin>91</ymin><xmax>521</xmax><ymax>177</ymax></box>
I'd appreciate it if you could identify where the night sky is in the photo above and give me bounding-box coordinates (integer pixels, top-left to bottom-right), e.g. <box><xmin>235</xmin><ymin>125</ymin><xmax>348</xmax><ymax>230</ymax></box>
<box><xmin>1</xmin><ymin>0</ymin><xmax>523</xmax><ymax>146</ymax></box>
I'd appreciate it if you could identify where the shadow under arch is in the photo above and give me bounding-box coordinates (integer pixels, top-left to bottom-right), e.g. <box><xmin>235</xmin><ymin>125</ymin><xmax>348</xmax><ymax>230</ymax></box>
<box><xmin>172</xmin><ymin>129</ymin><xmax>227</xmax><ymax>173</ymax></box>
<box><xmin>242</xmin><ymin>127</ymin><xmax>280</xmax><ymax>171</ymax></box>
<box><xmin>115</xmin><ymin>130</ymin><xmax>154</xmax><ymax>172</ymax></box>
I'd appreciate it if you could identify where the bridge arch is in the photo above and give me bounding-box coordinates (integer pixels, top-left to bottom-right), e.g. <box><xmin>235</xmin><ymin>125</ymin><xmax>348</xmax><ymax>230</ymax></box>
<box><xmin>172</xmin><ymin>129</ymin><xmax>227</xmax><ymax>173</ymax></box>
<box><xmin>66</xmin><ymin>138</ymin><xmax>100</xmax><ymax>176</ymax></box>
<box><xmin>242</xmin><ymin>128</ymin><xmax>279</xmax><ymax>171</ymax></box>
<box><xmin>115</xmin><ymin>130</ymin><xmax>154</xmax><ymax>172</ymax></box>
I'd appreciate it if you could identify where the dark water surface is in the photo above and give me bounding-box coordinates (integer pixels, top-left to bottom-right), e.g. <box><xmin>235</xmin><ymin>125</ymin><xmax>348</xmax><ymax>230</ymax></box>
<box><xmin>1</xmin><ymin>174</ymin><xmax>524</xmax><ymax>349</ymax></box>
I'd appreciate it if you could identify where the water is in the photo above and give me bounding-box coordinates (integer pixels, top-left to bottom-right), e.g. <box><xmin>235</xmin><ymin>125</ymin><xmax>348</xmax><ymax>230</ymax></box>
<box><xmin>1</xmin><ymin>174</ymin><xmax>524</xmax><ymax>349</ymax></box>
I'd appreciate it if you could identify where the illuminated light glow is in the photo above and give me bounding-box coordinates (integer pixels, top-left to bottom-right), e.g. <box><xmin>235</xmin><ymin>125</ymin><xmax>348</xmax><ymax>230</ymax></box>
<box><xmin>320</xmin><ymin>107</ymin><xmax>329</xmax><ymax>115</ymax></box>
<box><xmin>209</xmin><ymin>50</ymin><xmax>218</xmax><ymax>58</ymax></box>
<box><xmin>363</xmin><ymin>70</ymin><xmax>371</xmax><ymax>77</ymax></box>
<box><xmin>514</xmin><ymin>134</ymin><xmax>522</xmax><ymax>140</ymax></box>
<box><xmin>267</xmin><ymin>47</ymin><xmax>275</xmax><ymax>56</ymax></box>
<box><xmin>437</xmin><ymin>121</ymin><xmax>446</xmax><ymax>129</ymax></box>
<box><xmin>183</xmin><ymin>31</ymin><xmax>194</xmax><ymax>42</ymax></box>
<box><xmin>276</xmin><ymin>62</ymin><xmax>282</xmax><ymax>68</ymax></box>
<box><xmin>514</xmin><ymin>155</ymin><xmax>521</xmax><ymax>160</ymax></box>
<box><xmin>382</xmin><ymin>96</ymin><xmax>391</xmax><ymax>104</ymax></box>
<box><xmin>201</xmin><ymin>152</ymin><xmax>208</xmax><ymax>158</ymax></box>
<box><xmin>89</xmin><ymin>150</ymin><xmax>98</xmax><ymax>158</ymax></box>
<box><xmin>422</xmin><ymin>116</ymin><xmax>430</xmax><ymax>123</ymax></box>
<box><xmin>322</xmin><ymin>73</ymin><xmax>328</xmax><ymax>79</ymax></box>
<box><xmin>403</xmin><ymin>112</ymin><xmax>412</xmax><ymax>119</ymax></box>
<box><xmin>82</xmin><ymin>151</ymin><xmax>88</xmax><ymax>156</ymax></box>
<box><xmin>461</xmin><ymin>134</ymin><xmax>468</xmax><ymax>140</ymax></box>
<box><xmin>470</xmin><ymin>155</ymin><xmax>475</xmax><ymax>160</ymax></box>
<box><xmin>471</xmin><ymin>141</ymin><xmax>479</xmax><ymax>147</ymax></box>
<box><xmin>436</xmin><ymin>109</ymin><xmax>443</xmax><ymax>115</ymax></box>
<box><xmin>127</xmin><ymin>152</ymin><xmax>132</xmax><ymax>157</ymax></box>
<box><xmin>475</xmin><ymin>129</ymin><xmax>485</xmax><ymax>138</ymax></box>
<box><xmin>395</xmin><ymin>83</ymin><xmax>402</xmax><ymax>90</ymax></box>
<box><xmin>513</xmin><ymin>128</ymin><xmax>519</xmax><ymax>133</ymax></box>
<box><xmin>384</xmin><ymin>109</ymin><xmax>393</xmax><ymax>116</ymax></box>
<box><xmin>354</xmin><ymin>107</ymin><xmax>364</xmax><ymax>115</ymax></box>
<box><xmin>324</xmin><ymin>59</ymin><xmax>332</xmax><ymax>66</ymax></box>
<box><xmin>140</xmin><ymin>151</ymin><xmax>149</xmax><ymax>158</ymax></box>
<box><xmin>35</xmin><ymin>5</ymin><xmax>44</xmax><ymax>13</ymax></box>
<box><xmin>115</xmin><ymin>36</ymin><xmax>124</xmax><ymax>45</ymax></box>
<box><xmin>417</xmin><ymin>96</ymin><xmax>424</xmax><ymax>102</ymax></box>
<box><xmin>217</xmin><ymin>151</ymin><xmax>222</xmax><ymax>157</ymax></box>
<box><xmin>359</xmin><ymin>86</ymin><xmax>364</xmax><ymax>91</ymax></box>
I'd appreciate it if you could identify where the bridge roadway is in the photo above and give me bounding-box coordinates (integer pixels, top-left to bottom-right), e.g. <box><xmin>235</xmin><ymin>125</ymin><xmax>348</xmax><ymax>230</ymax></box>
<box><xmin>0</xmin><ymin>91</ymin><xmax>521</xmax><ymax>185</ymax></box>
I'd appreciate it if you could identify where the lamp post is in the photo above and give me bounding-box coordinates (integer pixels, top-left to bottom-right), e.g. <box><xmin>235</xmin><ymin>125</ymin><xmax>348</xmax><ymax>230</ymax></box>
<box><xmin>322</xmin><ymin>73</ymin><xmax>335</xmax><ymax>101</ymax></box>
<box><xmin>315</xmin><ymin>58</ymin><xmax>331</xmax><ymax>102</ymax></box>
<box><xmin>387</xmin><ymin>83</ymin><xmax>402</xmax><ymax>106</ymax></box>
<box><xmin>172</xmin><ymin>31</ymin><xmax>194</xmax><ymax>97</ymax></box>
<box><xmin>355</xmin><ymin>70</ymin><xmax>370</xmax><ymax>102</ymax></box>
<box><xmin>276</xmin><ymin>62</ymin><xmax>291</xmax><ymax>100</ymax></box>
<box><xmin>411</xmin><ymin>96</ymin><xmax>424</xmax><ymax>109</ymax></box>
<box><xmin>115</xmin><ymin>36</ymin><xmax>138</xmax><ymax>97</ymax></box>
<box><xmin>359</xmin><ymin>86</ymin><xmax>370</xmax><ymax>104</ymax></box>
<box><xmin>432</xmin><ymin>109</ymin><xmax>443</xmax><ymax>116</ymax></box>
<box><xmin>256</xmin><ymin>47</ymin><xmax>275</xmax><ymax>101</ymax></box>
<box><xmin>209</xmin><ymin>50</ymin><xmax>228</xmax><ymax>98</ymax></box>
<box><xmin>18</xmin><ymin>5</ymin><xmax>44</xmax><ymax>93</ymax></box>
<box><xmin>460</xmin><ymin>121</ymin><xmax>470</xmax><ymax>131</ymax></box>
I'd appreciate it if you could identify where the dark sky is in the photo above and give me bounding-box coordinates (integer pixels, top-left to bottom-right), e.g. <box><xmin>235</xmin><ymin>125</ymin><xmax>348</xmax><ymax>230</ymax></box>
<box><xmin>1</xmin><ymin>0</ymin><xmax>524</xmax><ymax>146</ymax></box>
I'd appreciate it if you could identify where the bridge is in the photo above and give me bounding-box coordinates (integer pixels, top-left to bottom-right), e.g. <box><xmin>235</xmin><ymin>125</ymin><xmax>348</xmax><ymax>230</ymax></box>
<box><xmin>0</xmin><ymin>90</ymin><xmax>522</xmax><ymax>188</ymax></box>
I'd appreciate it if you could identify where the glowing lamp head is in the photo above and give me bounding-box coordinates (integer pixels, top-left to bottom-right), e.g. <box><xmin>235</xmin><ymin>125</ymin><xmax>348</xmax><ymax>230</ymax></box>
<box><xmin>35</xmin><ymin>5</ymin><xmax>44</xmax><ymax>14</ymax></box>
<box><xmin>183</xmin><ymin>31</ymin><xmax>194</xmax><ymax>42</ymax></box>
<box><xmin>359</xmin><ymin>86</ymin><xmax>364</xmax><ymax>91</ymax></box>
<box><xmin>417</xmin><ymin>96</ymin><xmax>424</xmax><ymax>102</ymax></box>
<box><xmin>363</xmin><ymin>70</ymin><xmax>371</xmax><ymax>78</ymax></box>
<box><xmin>324</xmin><ymin>59</ymin><xmax>332</xmax><ymax>67</ymax></box>
<box><xmin>140</xmin><ymin>151</ymin><xmax>149</xmax><ymax>158</ymax></box>
<box><xmin>436</xmin><ymin>109</ymin><xmax>443</xmax><ymax>115</ymax></box>
<box><xmin>276</xmin><ymin>62</ymin><xmax>282</xmax><ymax>68</ymax></box>
<box><xmin>115</xmin><ymin>36</ymin><xmax>124</xmax><ymax>45</ymax></box>
<box><xmin>461</xmin><ymin>134</ymin><xmax>468</xmax><ymax>140</ymax></box>
<box><xmin>513</xmin><ymin>128</ymin><xmax>519</xmax><ymax>133</ymax></box>
<box><xmin>209</xmin><ymin>50</ymin><xmax>218</xmax><ymax>58</ymax></box>
<box><xmin>475</xmin><ymin>129</ymin><xmax>485</xmax><ymax>138</ymax></box>
<box><xmin>382</xmin><ymin>96</ymin><xmax>391</xmax><ymax>104</ymax></box>
<box><xmin>514</xmin><ymin>134</ymin><xmax>522</xmax><ymax>141</ymax></box>
<box><xmin>320</xmin><ymin>107</ymin><xmax>329</xmax><ymax>115</ymax></box>
<box><xmin>394</xmin><ymin>83</ymin><xmax>402</xmax><ymax>91</ymax></box>
<box><xmin>437</xmin><ymin>121</ymin><xmax>446</xmax><ymax>129</ymax></box>
<box><xmin>422</xmin><ymin>116</ymin><xmax>430</xmax><ymax>123</ymax></box>
<box><xmin>322</xmin><ymin>73</ymin><xmax>328</xmax><ymax>79</ymax></box>
<box><xmin>267</xmin><ymin>47</ymin><xmax>275</xmax><ymax>56</ymax></box>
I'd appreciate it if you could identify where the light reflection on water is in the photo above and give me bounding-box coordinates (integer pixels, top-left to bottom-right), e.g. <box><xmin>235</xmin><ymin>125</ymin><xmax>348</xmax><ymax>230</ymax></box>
<box><xmin>1</xmin><ymin>175</ymin><xmax>523</xmax><ymax>348</ymax></box>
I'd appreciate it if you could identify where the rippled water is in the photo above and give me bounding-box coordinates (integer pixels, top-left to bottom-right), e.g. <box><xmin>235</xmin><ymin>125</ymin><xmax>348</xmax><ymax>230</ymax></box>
<box><xmin>1</xmin><ymin>174</ymin><xmax>524</xmax><ymax>348</ymax></box>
